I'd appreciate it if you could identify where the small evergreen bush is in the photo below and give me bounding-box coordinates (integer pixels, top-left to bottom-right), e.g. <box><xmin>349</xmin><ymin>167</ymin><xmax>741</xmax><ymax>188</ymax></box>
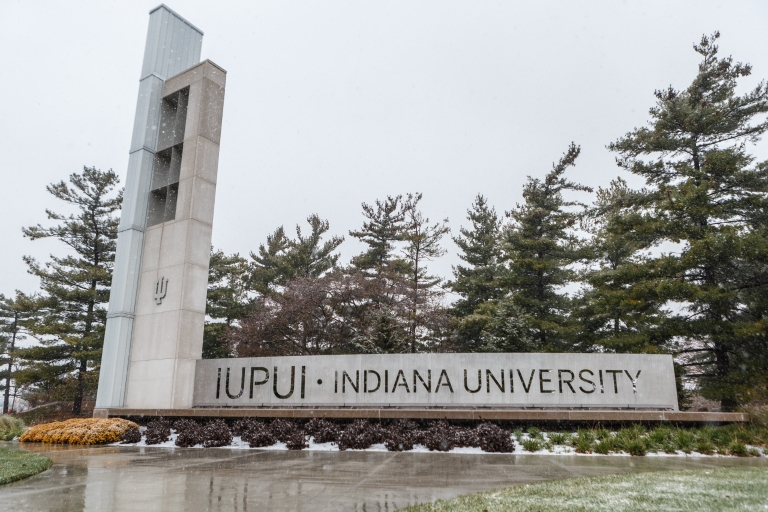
<box><xmin>270</xmin><ymin>419</ymin><xmax>298</xmax><ymax>443</ymax></box>
<box><xmin>232</xmin><ymin>418</ymin><xmax>257</xmax><ymax>437</ymax></box>
<box><xmin>455</xmin><ymin>426</ymin><xmax>480</xmax><ymax>448</ymax></box>
<box><xmin>241</xmin><ymin>421</ymin><xmax>276</xmax><ymax>447</ymax></box>
<box><xmin>174</xmin><ymin>419</ymin><xmax>204</xmax><ymax>447</ymax></box>
<box><xmin>475</xmin><ymin>423</ymin><xmax>514</xmax><ymax>453</ymax></box>
<box><xmin>305</xmin><ymin>418</ymin><xmax>340</xmax><ymax>444</ymax></box>
<box><xmin>144</xmin><ymin>419</ymin><xmax>172</xmax><ymax>445</ymax></box>
<box><xmin>284</xmin><ymin>428</ymin><xmax>308</xmax><ymax>450</ymax></box>
<box><xmin>120</xmin><ymin>426</ymin><xmax>142</xmax><ymax>444</ymax></box>
<box><xmin>422</xmin><ymin>421</ymin><xmax>456</xmax><ymax>452</ymax></box>
<box><xmin>384</xmin><ymin>420</ymin><xmax>418</xmax><ymax>451</ymax></box>
<box><xmin>203</xmin><ymin>420</ymin><xmax>232</xmax><ymax>448</ymax></box>
<box><xmin>337</xmin><ymin>420</ymin><xmax>383</xmax><ymax>451</ymax></box>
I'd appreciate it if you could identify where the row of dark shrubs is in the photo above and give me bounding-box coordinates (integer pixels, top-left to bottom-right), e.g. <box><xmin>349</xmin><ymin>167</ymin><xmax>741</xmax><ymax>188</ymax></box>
<box><xmin>120</xmin><ymin>418</ymin><xmax>515</xmax><ymax>452</ymax></box>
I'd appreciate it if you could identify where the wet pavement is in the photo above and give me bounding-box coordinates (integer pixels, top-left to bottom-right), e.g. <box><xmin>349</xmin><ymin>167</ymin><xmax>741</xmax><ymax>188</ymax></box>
<box><xmin>1</xmin><ymin>442</ymin><xmax>766</xmax><ymax>511</ymax></box>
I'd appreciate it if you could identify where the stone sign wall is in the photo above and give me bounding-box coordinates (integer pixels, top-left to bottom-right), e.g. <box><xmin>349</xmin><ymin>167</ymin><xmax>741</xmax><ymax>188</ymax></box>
<box><xmin>193</xmin><ymin>353</ymin><xmax>678</xmax><ymax>410</ymax></box>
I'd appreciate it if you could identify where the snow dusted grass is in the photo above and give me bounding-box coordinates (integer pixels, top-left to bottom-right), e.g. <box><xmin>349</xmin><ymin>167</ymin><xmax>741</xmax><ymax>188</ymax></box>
<box><xmin>401</xmin><ymin>467</ymin><xmax>768</xmax><ymax>511</ymax></box>
<box><xmin>0</xmin><ymin>448</ymin><xmax>52</xmax><ymax>485</ymax></box>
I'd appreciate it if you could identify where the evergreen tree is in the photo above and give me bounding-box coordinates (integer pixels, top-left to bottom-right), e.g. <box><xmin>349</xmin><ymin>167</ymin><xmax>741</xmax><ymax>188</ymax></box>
<box><xmin>250</xmin><ymin>215</ymin><xmax>343</xmax><ymax>295</ymax></box>
<box><xmin>607</xmin><ymin>32</ymin><xmax>768</xmax><ymax>409</ymax></box>
<box><xmin>285</xmin><ymin>214</ymin><xmax>344</xmax><ymax>279</ymax></box>
<box><xmin>575</xmin><ymin>179</ymin><xmax>669</xmax><ymax>353</ymax></box>
<box><xmin>450</xmin><ymin>195</ymin><xmax>504</xmax><ymax>316</ymax></box>
<box><xmin>16</xmin><ymin>167</ymin><xmax>121</xmax><ymax>414</ymax></box>
<box><xmin>400</xmin><ymin>193</ymin><xmax>450</xmax><ymax>352</ymax></box>
<box><xmin>204</xmin><ymin>248</ymin><xmax>249</xmax><ymax>359</ymax></box>
<box><xmin>0</xmin><ymin>293</ymin><xmax>35</xmax><ymax>413</ymax></box>
<box><xmin>249</xmin><ymin>226</ymin><xmax>290</xmax><ymax>295</ymax></box>
<box><xmin>502</xmin><ymin>144</ymin><xmax>592</xmax><ymax>351</ymax></box>
<box><xmin>349</xmin><ymin>196</ymin><xmax>408</xmax><ymax>277</ymax></box>
<box><xmin>449</xmin><ymin>195</ymin><xmax>505</xmax><ymax>352</ymax></box>
<box><xmin>478</xmin><ymin>297</ymin><xmax>536</xmax><ymax>353</ymax></box>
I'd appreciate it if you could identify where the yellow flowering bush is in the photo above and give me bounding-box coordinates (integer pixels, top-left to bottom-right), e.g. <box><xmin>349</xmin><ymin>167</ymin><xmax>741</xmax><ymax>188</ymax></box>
<box><xmin>20</xmin><ymin>418</ymin><xmax>139</xmax><ymax>445</ymax></box>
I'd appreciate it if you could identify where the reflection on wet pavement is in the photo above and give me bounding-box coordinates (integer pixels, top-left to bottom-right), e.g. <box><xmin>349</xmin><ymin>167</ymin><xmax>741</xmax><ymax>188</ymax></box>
<box><xmin>1</xmin><ymin>442</ymin><xmax>766</xmax><ymax>511</ymax></box>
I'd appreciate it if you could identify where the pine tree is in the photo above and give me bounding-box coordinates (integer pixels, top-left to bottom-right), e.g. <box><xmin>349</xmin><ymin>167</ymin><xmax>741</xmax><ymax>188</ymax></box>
<box><xmin>250</xmin><ymin>215</ymin><xmax>343</xmax><ymax>295</ymax></box>
<box><xmin>349</xmin><ymin>196</ymin><xmax>408</xmax><ymax>277</ymax></box>
<box><xmin>249</xmin><ymin>226</ymin><xmax>290</xmax><ymax>295</ymax></box>
<box><xmin>607</xmin><ymin>32</ymin><xmax>768</xmax><ymax>409</ymax></box>
<box><xmin>479</xmin><ymin>297</ymin><xmax>536</xmax><ymax>353</ymax></box>
<box><xmin>0</xmin><ymin>293</ymin><xmax>35</xmax><ymax>413</ymax></box>
<box><xmin>502</xmin><ymin>144</ymin><xmax>592</xmax><ymax>352</ymax></box>
<box><xmin>285</xmin><ymin>214</ymin><xmax>344</xmax><ymax>279</ymax></box>
<box><xmin>449</xmin><ymin>195</ymin><xmax>505</xmax><ymax>352</ymax></box>
<box><xmin>204</xmin><ymin>248</ymin><xmax>250</xmax><ymax>359</ymax></box>
<box><xmin>400</xmin><ymin>193</ymin><xmax>450</xmax><ymax>352</ymax></box>
<box><xmin>575</xmin><ymin>179</ymin><xmax>669</xmax><ymax>353</ymax></box>
<box><xmin>15</xmin><ymin>167</ymin><xmax>121</xmax><ymax>414</ymax></box>
<box><xmin>450</xmin><ymin>195</ymin><xmax>503</xmax><ymax>316</ymax></box>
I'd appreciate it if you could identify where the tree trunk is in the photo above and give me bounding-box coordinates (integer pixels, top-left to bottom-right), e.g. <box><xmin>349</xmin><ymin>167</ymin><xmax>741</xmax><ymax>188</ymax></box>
<box><xmin>72</xmin><ymin>358</ymin><xmax>87</xmax><ymax>415</ymax></box>
<box><xmin>3</xmin><ymin>313</ymin><xmax>16</xmax><ymax>414</ymax></box>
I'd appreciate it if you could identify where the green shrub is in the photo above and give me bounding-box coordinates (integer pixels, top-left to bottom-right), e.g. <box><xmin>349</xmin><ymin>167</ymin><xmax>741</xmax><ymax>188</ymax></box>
<box><xmin>547</xmin><ymin>432</ymin><xmax>570</xmax><ymax>445</ymax></box>
<box><xmin>661</xmin><ymin>442</ymin><xmax>677</xmax><ymax>454</ymax></box>
<box><xmin>574</xmin><ymin>436</ymin><xmax>592</xmax><ymax>454</ymax></box>
<box><xmin>595</xmin><ymin>428</ymin><xmax>611</xmax><ymax>441</ymax></box>
<box><xmin>593</xmin><ymin>440</ymin><xmax>610</xmax><ymax>454</ymax></box>
<box><xmin>675</xmin><ymin>429</ymin><xmax>694</xmax><ymax>453</ymax></box>
<box><xmin>648</xmin><ymin>425</ymin><xmax>673</xmax><ymax>447</ymax></box>
<box><xmin>0</xmin><ymin>416</ymin><xmax>24</xmax><ymax>441</ymax></box>
<box><xmin>522</xmin><ymin>438</ymin><xmax>542</xmax><ymax>452</ymax></box>
<box><xmin>747</xmin><ymin>447</ymin><xmax>762</xmax><ymax>457</ymax></box>
<box><xmin>526</xmin><ymin>427</ymin><xmax>542</xmax><ymax>439</ymax></box>
<box><xmin>614</xmin><ymin>427</ymin><xmax>640</xmax><ymax>452</ymax></box>
<box><xmin>513</xmin><ymin>428</ymin><xmax>524</xmax><ymax>444</ymax></box>
<box><xmin>710</xmin><ymin>427</ymin><xmax>734</xmax><ymax>450</ymax></box>
<box><xmin>694</xmin><ymin>439</ymin><xmax>715</xmax><ymax>455</ymax></box>
<box><xmin>626</xmin><ymin>439</ymin><xmax>647</xmax><ymax>456</ymax></box>
<box><xmin>576</xmin><ymin>428</ymin><xmax>595</xmax><ymax>444</ymax></box>
<box><xmin>728</xmin><ymin>442</ymin><xmax>748</xmax><ymax>457</ymax></box>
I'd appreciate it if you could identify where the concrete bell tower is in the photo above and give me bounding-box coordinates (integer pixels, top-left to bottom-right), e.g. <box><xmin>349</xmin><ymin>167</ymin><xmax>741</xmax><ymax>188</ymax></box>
<box><xmin>96</xmin><ymin>5</ymin><xmax>226</xmax><ymax>412</ymax></box>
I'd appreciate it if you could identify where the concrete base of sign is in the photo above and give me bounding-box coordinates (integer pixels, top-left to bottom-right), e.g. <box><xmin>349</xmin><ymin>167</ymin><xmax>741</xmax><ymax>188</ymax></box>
<box><xmin>93</xmin><ymin>407</ymin><xmax>747</xmax><ymax>423</ymax></box>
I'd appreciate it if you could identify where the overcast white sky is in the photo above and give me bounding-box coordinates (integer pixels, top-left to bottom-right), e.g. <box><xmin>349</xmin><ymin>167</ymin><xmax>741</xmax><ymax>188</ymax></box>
<box><xmin>1</xmin><ymin>0</ymin><xmax>767</xmax><ymax>298</ymax></box>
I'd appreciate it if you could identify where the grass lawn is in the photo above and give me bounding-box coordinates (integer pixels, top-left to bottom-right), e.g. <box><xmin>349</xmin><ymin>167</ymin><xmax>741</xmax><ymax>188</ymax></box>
<box><xmin>0</xmin><ymin>448</ymin><xmax>52</xmax><ymax>485</ymax></box>
<box><xmin>402</xmin><ymin>467</ymin><xmax>768</xmax><ymax>512</ymax></box>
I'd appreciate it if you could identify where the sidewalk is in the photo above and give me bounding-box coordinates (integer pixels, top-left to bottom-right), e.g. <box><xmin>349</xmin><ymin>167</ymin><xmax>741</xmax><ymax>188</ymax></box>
<box><xmin>2</xmin><ymin>442</ymin><xmax>766</xmax><ymax>511</ymax></box>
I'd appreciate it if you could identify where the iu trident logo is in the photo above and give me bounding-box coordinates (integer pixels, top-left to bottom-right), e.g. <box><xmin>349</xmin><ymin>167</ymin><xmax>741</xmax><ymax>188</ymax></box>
<box><xmin>154</xmin><ymin>276</ymin><xmax>168</xmax><ymax>305</ymax></box>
